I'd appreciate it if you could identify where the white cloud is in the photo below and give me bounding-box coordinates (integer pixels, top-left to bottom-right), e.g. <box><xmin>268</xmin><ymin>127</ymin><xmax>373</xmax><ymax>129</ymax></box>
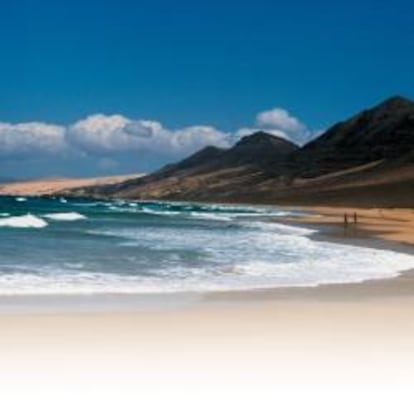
<box><xmin>0</xmin><ymin>107</ymin><xmax>314</xmax><ymax>176</ymax></box>
<box><xmin>0</xmin><ymin>122</ymin><xmax>66</xmax><ymax>158</ymax></box>
<box><xmin>255</xmin><ymin>108</ymin><xmax>311</xmax><ymax>142</ymax></box>
<box><xmin>0</xmin><ymin>116</ymin><xmax>232</xmax><ymax>166</ymax></box>
<box><xmin>67</xmin><ymin>114</ymin><xmax>134</xmax><ymax>154</ymax></box>
<box><xmin>166</xmin><ymin>126</ymin><xmax>231</xmax><ymax>154</ymax></box>
<box><xmin>66</xmin><ymin>114</ymin><xmax>231</xmax><ymax>156</ymax></box>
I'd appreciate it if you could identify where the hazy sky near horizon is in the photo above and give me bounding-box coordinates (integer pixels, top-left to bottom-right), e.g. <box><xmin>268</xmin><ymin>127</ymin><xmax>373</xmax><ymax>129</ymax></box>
<box><xmin>1</xmin><ymin>0</ymin><xmax>413</xmax><ymax>178</ymax></box>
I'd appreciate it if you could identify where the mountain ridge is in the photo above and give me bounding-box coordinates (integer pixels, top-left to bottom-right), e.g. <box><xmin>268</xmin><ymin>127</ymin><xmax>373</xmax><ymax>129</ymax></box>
<box><xmin>289</xmin><ymin>95</ymin><xmax>414</xmax><ymax>178</ymax></box>
<box><xmin>60</xmin><ymin>96</ymin><xmax>414</xmax><ymax>207</ymax></box>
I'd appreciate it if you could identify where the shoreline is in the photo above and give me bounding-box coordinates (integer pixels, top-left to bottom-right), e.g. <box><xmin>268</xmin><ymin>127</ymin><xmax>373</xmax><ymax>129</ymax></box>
<box><xmin>1</xmin><ymin>204</ymin><xmax>414</xmax><ymax>406</ymax></box>
<box><xmin>0</xmin><ymin>268</ymin><xmax>413</xmax><ymax>314</ymax></box>
<box><xmin>293</xmin><ymin>205</ymin><xmax>414</xmax><ymax>247</ymax></box>
<box><xmin>0</xmin><ymin>210</ymin><xmax>411</xmax><ymax>313</ymax></box>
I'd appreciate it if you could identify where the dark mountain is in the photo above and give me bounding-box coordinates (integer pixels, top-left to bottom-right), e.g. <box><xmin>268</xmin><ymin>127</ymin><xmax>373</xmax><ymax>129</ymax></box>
<box><xmin>65</xmin><ymin>132</ymin><xmax>299</xmax><ymax>199</ymax></box>
<box><xmin>160</xmin><ymin>131</ymin><xmax>298</xmax><ymax>173</ymax></box>
<box><xmin>289</xmin><ymin>96</ymin><xmax>414</xmax><ymax>178</ymax></box>
<box><xmin>62</xmin><ymin>96</ymin><xmax>414</xmax><ymax>207</ymax></box>
<box><xmin>221</xmin><ymin>131</ymin><xmax>299</xmax><ymax>168</ymax></box>
<box><xmin>162</xmin><ymin>146</ymin><xmax>226</xmax><ymax>173</ymax></box>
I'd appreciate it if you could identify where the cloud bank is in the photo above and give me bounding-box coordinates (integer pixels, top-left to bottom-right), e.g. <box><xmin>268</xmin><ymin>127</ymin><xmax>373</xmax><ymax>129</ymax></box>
<box><xmin>0</xmin><ymin>108</ymin><xmax>315</xmax><ymax>177</ymax></box>
<box><xmin>68</xmin><ymin>116</ymin><xmax>229</xmax><ymax>156</ymax></box>
<box><xmin>0</xmin><ymin>122</ymin><xmax>67</xmax><ymax>158</ymax></box>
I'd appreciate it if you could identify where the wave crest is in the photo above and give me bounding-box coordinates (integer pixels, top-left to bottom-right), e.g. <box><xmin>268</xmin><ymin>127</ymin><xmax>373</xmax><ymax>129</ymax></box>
<box><xmin>0</xmin><ymin>214</ymin><xmax>48</xmax><ymax>229</ymax></box>
<box><xmin>43</xmin><ymin>212</ymin><xmax>86</xmax><ymax>221</ymax></box>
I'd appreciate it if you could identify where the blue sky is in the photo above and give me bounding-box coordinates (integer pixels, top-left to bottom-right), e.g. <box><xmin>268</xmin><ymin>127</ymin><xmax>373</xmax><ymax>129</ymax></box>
<box><xmin>1</xmin><ymin>0</ymin><xmax>413</xmax><ymax>177</ymax></box>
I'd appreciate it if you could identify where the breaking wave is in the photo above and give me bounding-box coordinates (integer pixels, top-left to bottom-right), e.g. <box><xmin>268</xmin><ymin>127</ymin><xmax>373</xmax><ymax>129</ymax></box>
<box><xmin>43</xmin><ymin>212</ymin><xmax>87</xmax><ymax>221</ymax></box>
<box><xmin>0</xmin><ymin>196</ymin><xmax>413</xmax><ymax>295</ymax></box>
<box><xmin>0</xmin><ymin>214</ymin><xmax>48</xmax><ymax>229</ymax></box>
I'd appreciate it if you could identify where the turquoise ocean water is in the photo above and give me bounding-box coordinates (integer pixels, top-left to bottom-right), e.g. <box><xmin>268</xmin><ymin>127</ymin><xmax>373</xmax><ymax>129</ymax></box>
<box><xmin>0</xmin><ymin>195</ymin><xmax>413</xmax><ymax>295</ymax></box>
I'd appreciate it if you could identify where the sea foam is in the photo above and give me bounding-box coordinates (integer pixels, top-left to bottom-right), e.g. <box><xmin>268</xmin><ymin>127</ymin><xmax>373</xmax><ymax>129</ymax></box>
<box><xmin>0</xmin><ymin>214</ymin><xmax>48</xmax><ymax>229</ymax></box>
<box><xmin>1</xmin><ymin>197</ymin><xmax>414</xmax><ymax>295</ymax></box>
<box><xmin>43</xmin><ymin>212</ymin><xmax>86</xmax><ymax>221</ymax></box>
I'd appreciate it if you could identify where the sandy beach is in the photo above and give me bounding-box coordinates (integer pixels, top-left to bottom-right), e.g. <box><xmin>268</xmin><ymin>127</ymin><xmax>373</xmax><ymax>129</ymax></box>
<box><xmin>297</xmin><ymin>206</ymin><xmax>414</xmax><ymax>245</ymax></box>
<box><xmin>0</xmin><ymin>206</ymin><xmax>413</xmax><ymax>412</ymax></box>
<box><xmin>2</xmin><ymin>280</ymin><xmax>414</xmax><ymax>412</ymax></box>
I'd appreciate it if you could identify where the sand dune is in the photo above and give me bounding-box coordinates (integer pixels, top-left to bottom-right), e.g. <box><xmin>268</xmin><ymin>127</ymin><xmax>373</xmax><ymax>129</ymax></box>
<box><xmin>0</xmin><ymin>174</ymin><xmax>143</xmax><ymax>196</ymax></box>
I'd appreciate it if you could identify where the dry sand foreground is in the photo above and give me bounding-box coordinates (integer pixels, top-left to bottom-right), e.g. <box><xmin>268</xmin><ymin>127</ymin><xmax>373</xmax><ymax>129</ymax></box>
<box><xmin>1</xmin><ymin>284</ymin><xmax>414</xmax><ymax>412</ymax></box>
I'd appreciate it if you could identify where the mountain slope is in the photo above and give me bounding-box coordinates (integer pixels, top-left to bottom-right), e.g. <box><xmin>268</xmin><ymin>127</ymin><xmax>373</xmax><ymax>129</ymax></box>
<box><xmin>156</xmin><ymin>131</ymin><xmax>299</xmax><ymax>175</ymax></box>
<box><xmin>289</xmin><ymin>96</ymin><xmax>414</xmax><ymax>178</ymax></box>
<box><xmin>63</xmin><ymin>96</ymin><xmax>414</xmax><ymax>207</ymax></box>
<box><xmin>69</xmin><ymin>132</ymin><xmax>299</xmax><ymax>199</ymax></box>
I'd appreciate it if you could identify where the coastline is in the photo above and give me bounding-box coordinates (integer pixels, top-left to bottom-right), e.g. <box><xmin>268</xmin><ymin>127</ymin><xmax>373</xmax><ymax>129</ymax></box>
<box><xmin>1</xmin><ymin>205</ymin><xmax>414</xmax><ymax>408</ymax></box>
<box><xmin>0</xmin><ymin>204</ymin><xmax>412</xmax><ymax>313</ymax></box>
<box><xmin>0</xmin><ymin>268</ymin><xmax>413</xmax><ymax>314</ymax></box>
<box><xmin>293</xmin><ymin>205</ymin><xmax>414</xmax><ymax>247</ymax></box>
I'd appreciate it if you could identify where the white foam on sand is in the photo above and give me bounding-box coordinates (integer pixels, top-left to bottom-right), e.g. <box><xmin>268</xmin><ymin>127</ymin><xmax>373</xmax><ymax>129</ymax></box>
<box><xmin>0</xmin><ymin>214</ymin><xmax>48</xmax><ymax>229</ymax></box>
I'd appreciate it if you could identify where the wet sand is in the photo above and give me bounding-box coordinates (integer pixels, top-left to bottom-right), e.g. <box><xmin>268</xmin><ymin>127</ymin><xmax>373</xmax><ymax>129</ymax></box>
<box><xmin>296</xmin><ymin>206</ymin><xmax>414</xmax><ymax>245</ymax></box>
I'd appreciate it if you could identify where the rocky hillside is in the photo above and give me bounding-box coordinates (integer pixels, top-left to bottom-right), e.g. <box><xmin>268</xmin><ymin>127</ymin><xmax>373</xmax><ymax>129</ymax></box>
<box><xmin>289</xmin><ymin>96</ymin><xmax>414</xmax><ymax>178</ymax></box>
<box><xmin>70</xmin><ymin>132</ymin><xmax>299</xmax><ymax>200</ymax></box>
<box><xmin>63</xmin><ymin>96</ymin><xmax>414</xmax><ymax>207</ymax></box>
